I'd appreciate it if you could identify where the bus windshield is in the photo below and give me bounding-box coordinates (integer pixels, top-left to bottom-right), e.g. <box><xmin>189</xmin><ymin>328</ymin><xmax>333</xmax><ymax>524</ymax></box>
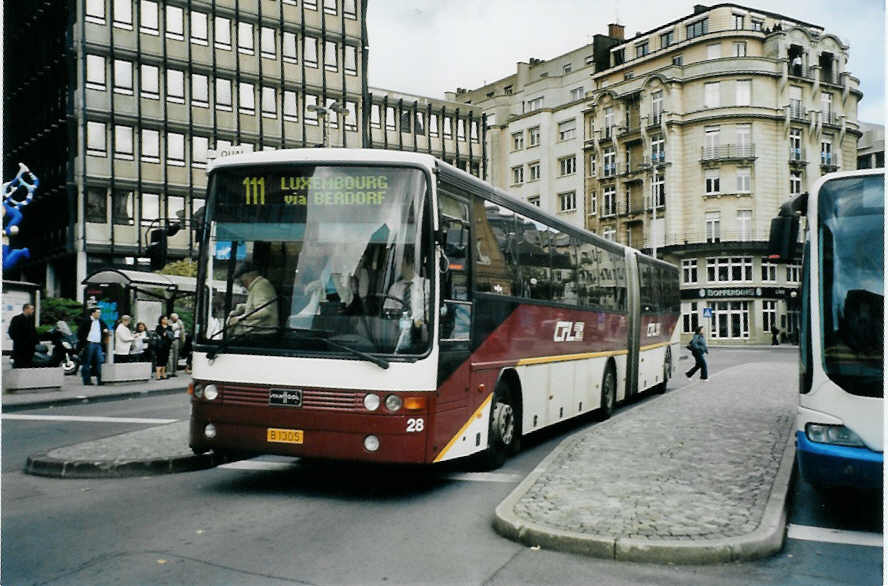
<box><xmin>818</xmin><ymin>174</ymin><xmax>884</xmax><ymax>397</ymax></box>
<box><xmin>199</xmin><ymin>164</ymin><xmax>432</xmax><ymax>358</ymax></box>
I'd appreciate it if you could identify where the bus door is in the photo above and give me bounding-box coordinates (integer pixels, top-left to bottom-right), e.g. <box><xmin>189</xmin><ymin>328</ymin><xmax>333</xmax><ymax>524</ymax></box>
<box><xmin>434</xmin><ymin>189</ymin><xmax>473</xmax><ymax>451</ymax></box>
<box><xmin>624</xmin><ymin>251</ymin><xmax>641</xmax><ymax>399</ymax></box>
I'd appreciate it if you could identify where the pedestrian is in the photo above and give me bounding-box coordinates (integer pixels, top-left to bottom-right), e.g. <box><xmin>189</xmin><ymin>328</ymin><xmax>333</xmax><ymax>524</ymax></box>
<box><xmin>114</xmin><ymin>315</ymin><xmax>135</xmax><ymax>363</ymax></box>
<box><xmin>685</xmin><ymin>325</ymin><xmax>709</xmax><ymax>381</ymax></box>
<box><xmin>76</xmin><ymin>306</ymin><xmax>110</xmax><ymax>385</ymax></box>
<box><xmin>154</xmin><ymin>315</ymin><xmax>174</xmax><ymax>380</ymax></box>
<box><xmin>168</xmin><ymin>312</ymin><xmax>185</xmax><ymax>376</ymax></box>
<box><xmin>8</xmin><ymin>303</ymin><xmax>38</xmax><ymax>368</ymax></box>
<box><xmin>770</xmin><ymin>324</ymin><xmax>780</xmax><ymax>346</ymax></box>
<box><xmin>130</xmin><ymin>321</ymin><xmax>149</xmax><ymax>362</ymax></box>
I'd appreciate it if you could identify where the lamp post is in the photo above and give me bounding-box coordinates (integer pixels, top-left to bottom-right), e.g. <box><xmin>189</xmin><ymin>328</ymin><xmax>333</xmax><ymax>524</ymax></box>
<box><xmin>307</xmin><ymin>101</ymin><xmax>346</xmax><ymax>147</ymax></box>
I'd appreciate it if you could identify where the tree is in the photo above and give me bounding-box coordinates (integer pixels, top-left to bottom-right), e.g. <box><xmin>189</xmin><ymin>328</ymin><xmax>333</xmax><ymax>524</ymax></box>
<box><xmin>159</xmin><ymin>259</ymin><xmax>197</xmax><ymax>277</ymax></box>
<box><xmin>40</xmin><ymin>297</ymin><xmax>83</xmax><ymax>328</ymax></box>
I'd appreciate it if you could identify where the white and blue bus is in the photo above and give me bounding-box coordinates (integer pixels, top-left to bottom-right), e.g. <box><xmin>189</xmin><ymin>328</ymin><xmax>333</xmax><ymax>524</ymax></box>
<box><xmin>770</xmin><ymin>169</ymin><xmax>883</xmax><ymax>489</ymax></box>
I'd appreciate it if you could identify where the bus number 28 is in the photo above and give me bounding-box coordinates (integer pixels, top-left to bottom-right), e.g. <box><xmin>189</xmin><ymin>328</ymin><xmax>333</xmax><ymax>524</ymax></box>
<box><xmin>406</xmin><ymin>418</ymin><xmax>424</xmax><ymax>432</ymax></box>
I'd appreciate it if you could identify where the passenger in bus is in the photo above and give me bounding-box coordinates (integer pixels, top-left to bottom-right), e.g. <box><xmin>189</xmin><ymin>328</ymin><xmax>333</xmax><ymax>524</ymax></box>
<box><xmin>384</xmin><ymin>249</ymin><xmax>427</xmax><ymax>324</ymax></box>
<box><xmin>685</xmin><ymin>325</ymin><xmax>709</xmax><ymax>381</ymax></box>
<box><xmin>384</xmin><ymin>250</ymin><xmax>429</xmax><ymax>351</ymax></box>
<box><xmin>228</xmin><ymin>263</ymin><xmax>279</xmax><ymax>335</ymax></box>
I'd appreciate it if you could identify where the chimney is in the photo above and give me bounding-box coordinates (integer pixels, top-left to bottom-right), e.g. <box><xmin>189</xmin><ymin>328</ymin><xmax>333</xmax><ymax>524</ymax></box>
<box><xmin>693</xmin><ymin>4</ymin><xmax>708</xmax><ymax>14</ymax></box>
<box><xmin>608</xmin><ymin>23</ymin><xmax>625</xmax><ymax>40</ymax></box>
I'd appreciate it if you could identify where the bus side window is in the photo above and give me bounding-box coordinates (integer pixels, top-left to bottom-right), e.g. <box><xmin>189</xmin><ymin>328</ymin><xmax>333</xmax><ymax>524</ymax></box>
<box><xmin>443</xmin><ymin>219</ymin><xmax>469</xmax><ymax>301</ymax></box>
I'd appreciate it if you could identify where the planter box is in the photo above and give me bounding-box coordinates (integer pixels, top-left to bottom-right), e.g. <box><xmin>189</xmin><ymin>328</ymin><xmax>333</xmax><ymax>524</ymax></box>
<box><xmin>3</xmin><ymin>367</ymin><xmax>64</xmax><ymax>391</ymax></box>
<box><xmin>101</xmin><ymin>362</ymin><xmax>152</xmax><ymax>383</ymax></box>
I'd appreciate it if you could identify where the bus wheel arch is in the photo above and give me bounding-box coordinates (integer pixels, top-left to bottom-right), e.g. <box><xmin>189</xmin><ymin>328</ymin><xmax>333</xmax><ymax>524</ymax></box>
<box><xmin>598</xmin><ymin>359</ymin><xmax>617</xmax><ymax>420</ymax></box>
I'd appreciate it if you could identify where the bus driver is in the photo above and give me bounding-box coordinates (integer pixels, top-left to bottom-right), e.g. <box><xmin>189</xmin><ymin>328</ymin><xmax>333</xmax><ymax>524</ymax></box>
<box><xmin>228</xmin><ymin>263</ymin><xmax>279</xmax><ymax>335</ymax></box>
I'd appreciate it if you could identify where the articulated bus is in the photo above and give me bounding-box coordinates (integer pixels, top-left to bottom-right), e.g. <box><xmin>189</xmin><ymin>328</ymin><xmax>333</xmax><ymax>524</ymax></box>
<box><xmin>770</xmin><ymin>169</ymin><xmax>884</xmax><ymax>489</ymax></box>
<box><xmin>188</xmin><ymin>149</ymin><xmax>680</xmax><ymax>467</ymax></box>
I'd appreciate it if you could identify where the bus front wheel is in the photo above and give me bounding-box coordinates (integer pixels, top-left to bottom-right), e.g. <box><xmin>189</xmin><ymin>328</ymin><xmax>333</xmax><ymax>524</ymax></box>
<box><xmin>481</xmin><ymin>384</ymin><xmax>518</xmax><ymax>470</ymax></box>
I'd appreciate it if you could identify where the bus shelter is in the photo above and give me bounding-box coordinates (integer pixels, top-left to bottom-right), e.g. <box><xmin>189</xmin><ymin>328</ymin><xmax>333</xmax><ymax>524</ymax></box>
<box><xmin>82</xmin><ymin>268</ymin><xmax>196</xmax><ymax>331</ymax></box>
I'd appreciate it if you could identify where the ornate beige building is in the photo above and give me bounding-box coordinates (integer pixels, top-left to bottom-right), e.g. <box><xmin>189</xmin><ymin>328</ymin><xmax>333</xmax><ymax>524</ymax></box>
<box><xmin>583</xmin><ymin>4</ymin><xmax>861</xmax><ymax>344</ymax></box>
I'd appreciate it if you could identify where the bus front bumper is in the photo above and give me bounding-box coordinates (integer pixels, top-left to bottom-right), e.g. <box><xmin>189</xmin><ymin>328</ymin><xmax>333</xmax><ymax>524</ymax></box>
<box><xmin>796</xmin><ymin>431</ymin><xmax>883</xmax><ymax>490</ymax></box>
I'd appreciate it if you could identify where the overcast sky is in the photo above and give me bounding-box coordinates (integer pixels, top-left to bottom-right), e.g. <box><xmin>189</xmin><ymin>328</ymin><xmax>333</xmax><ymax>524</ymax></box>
<box><xmin>367</xmin><ymin>1</ymin><xmax>885</xmax><ymax>124</ymax></box>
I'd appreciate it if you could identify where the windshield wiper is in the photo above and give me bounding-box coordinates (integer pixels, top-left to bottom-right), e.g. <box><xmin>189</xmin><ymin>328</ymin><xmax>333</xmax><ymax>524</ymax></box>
<box><xmin>206</xmin><ymin>324</ymin><xmax>268</xmax><ymax>360</ymax></box>
<box><xmin>205</xmin><ymin>294</ymin><xmax>282</xmax><ymax>350</ymax></box>
<box><xmin>284</xmin><ymin>327</ymin><xmax>389</xmax><ymax>370</ymax></box>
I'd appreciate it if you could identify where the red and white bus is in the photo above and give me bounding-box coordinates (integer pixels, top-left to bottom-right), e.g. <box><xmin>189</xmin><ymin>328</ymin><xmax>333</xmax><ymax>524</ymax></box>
<box><xmin>188</xmin><ymin>149</ymin><xmax>680</xmax><ymax>467</ymax></box>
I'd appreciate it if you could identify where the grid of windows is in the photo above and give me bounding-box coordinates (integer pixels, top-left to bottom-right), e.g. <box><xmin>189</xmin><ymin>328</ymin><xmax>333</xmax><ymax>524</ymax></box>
<box><xmin>558</xmin><ymin>191</ymin><xmax>576</xmax><ymax>213</ymax></box>
<box><xmin>706</xmin><ymin>257</ymin><xmax>753</xmax><ymax>282</ymax></box>
<box><xmin>558</xmin><ymin>119</ymin><xmax>576</xmax><ymax>141</ymax></box>
<box><xmin>559</xmin><ymin>156</ymin><xmax>576</xmax><ymax>176</ymax></box>
<box><xmin>709</xmin><ymin>301</ymin><xmax>750</xmax><ymax>339</ymax></box>
<box><xmin>682</xmin><ymin>301</ymin><xmax>700</xmax><ymax>334</ymax></box>
<box><xmin>761</xmin><ymin>259</ymin><xmax>777</xmax><ymax>282</ymax></box>
<box><xmin>682</xmin><ymin>259</ymin><xmax>698</xmax><ymax>284</ymax></box>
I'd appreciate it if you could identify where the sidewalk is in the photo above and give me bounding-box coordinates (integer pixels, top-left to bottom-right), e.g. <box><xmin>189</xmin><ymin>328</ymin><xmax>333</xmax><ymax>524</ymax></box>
<box><xmin>493</xmin><ymin>360</ymin><xmax>798</xmax><ymax>564</ymax></box>
<box><xmin>2</xmin><ymin>369</ymin><xmax>189</xmax><ymax>412</ymax></box>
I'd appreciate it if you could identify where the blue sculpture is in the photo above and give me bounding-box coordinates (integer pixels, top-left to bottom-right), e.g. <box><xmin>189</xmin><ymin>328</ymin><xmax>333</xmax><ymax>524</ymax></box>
<box><xmin>2</xmin><ymin>163</ymin><xmax>38</xmax><ymax>272</ymax></box>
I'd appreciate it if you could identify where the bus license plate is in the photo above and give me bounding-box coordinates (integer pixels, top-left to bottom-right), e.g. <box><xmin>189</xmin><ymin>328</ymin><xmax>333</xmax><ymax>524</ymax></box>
<box><xmin>267</xmin><ymin>428</ymin><xmax>304</xmax><ymax>444</ymax></box>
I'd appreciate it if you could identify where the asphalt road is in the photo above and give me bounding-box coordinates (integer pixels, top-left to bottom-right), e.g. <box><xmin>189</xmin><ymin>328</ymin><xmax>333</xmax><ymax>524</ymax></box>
<box><xmin>2</xmin><ymin>348</ymin><xmax>882</xmax><ymax>585</ymax></box>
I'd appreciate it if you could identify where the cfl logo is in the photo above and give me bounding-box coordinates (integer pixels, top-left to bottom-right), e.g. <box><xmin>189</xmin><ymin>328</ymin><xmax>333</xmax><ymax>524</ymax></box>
<box><xmin>647</xmin><ymin>322</ymin><xmax>661</xmax><ymax>337</ymax></box>
<box><xmin>554</xmin><ymin>321</ymin><xmax>585</xmax><ymax>342</ymax></box>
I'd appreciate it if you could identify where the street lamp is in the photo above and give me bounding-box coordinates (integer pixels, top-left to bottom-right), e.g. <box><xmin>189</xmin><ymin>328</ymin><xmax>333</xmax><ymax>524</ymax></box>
<box><xmin>307</xmin><ymin>101</ymin><xmax>347</xmax><ymax>147</ymax></box>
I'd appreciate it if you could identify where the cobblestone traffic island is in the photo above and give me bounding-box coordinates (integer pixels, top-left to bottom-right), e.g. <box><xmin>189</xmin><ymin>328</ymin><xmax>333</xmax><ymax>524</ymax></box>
<box><xmin>494</xmin><ymin>362</ymin><xmax>797</xmax><ymax>564</ymax></box>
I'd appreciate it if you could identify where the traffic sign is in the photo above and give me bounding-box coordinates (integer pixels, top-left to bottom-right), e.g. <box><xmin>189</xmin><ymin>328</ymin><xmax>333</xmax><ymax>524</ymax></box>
<box><xmin>702</xmin><ymin>307</ymin><xmax>713</xmax><ymax>318</ymax></box>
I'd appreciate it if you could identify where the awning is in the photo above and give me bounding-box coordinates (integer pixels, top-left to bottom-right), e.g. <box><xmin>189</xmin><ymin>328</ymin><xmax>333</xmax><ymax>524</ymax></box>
<box><xmin>81</xmin><ymin>268</ymin><xmax>200</xmax><ymax>301</ymax></box>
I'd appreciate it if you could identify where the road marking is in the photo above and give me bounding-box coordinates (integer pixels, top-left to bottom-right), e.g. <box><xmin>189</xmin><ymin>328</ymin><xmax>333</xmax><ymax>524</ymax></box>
<box><xmin>219</xmin><ymin>458</ymin><xmax>523</xmax><ymax>483</ymax></box>
<box><xmin>441</xmin><ymin>472</ymin><xmax>524</xmax><ymax>483</ymax></box>
<box><xmin>787</xmin><ymin>524</ymin><xmax>883</xmax><ymax>547</ymax></box>
<box><xmin>1</xmin><ymin>414</ymin><xmax>178</xmax><ymax>424</ymax></box>
<box><xmin>220</xmin><ymin>460</ymin><xmax>297</xmax><ymax>471</ymax></box>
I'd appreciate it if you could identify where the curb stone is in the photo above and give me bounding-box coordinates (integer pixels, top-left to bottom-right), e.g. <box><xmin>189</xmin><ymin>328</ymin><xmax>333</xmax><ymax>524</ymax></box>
<box><xmin>22</xmin><ymin>420</ymin><xmax>221</xmax><ymax>479</ymax></box>
<box><xmin>25</xmin><ymin>451</ymin><xmax>219</xmax><ymax>479</ymax></box>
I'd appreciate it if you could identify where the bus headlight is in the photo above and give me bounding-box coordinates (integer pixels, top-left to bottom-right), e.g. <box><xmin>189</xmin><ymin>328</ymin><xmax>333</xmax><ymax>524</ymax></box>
<box><xmin>363</xmin><ymin>393</ymin><xmax>380</xmax><ymax>411</ymax></box>
<box><xmin>203</xmin><ymin>384</ymin><xmax>219</xmax><ymax>401</ymax></box>
<box><xmin>805</xmin><ymin>423</ymin><xmax>867</xmax><ymax>447</ymax></box>
<box><xmin>384</xmin><ymin>394</ymin><xmax>403</xmax><ymax>412</ymax></box>
<box><xmin>204</xmin><ymin>424</ymin><xmax>217</xmax><ymax>439</ymax></box>
<box><xmin>363</xmin><ymin>435</ymin><xmax>380</xmax><ymax>452</ymax></box>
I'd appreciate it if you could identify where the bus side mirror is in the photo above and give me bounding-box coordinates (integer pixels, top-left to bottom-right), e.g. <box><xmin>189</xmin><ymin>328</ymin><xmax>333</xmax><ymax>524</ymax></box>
<box><xmin>767</xmin><ymin>216</ymin><xmax>799</xmax><ymax>263</ymax></box>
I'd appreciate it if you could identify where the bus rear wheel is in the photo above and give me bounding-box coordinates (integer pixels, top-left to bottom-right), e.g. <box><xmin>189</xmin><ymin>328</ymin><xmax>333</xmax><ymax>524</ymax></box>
<box><xmin>657</xmin><ymin>348</ymin><xmax>672</xmax><ymax>394</ymax></box>
<box><xmin>481</xmin><ymin>384</ymin><xmax>518</xmax><ymax>470</ymax></box>
<box><xmin>599</xmin><ymin>365</ymin><xmax>616</xmax><ymax>420</ymax></box>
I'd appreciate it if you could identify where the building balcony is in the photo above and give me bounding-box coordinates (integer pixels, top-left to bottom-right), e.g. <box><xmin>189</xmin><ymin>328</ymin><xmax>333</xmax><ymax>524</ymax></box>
<box><xmin>789</xmin><ymin>147</ymin><xmax>807</xmax><ymax>166</ymax></box>
<box><xmin>617</xmin><ymin>199</ymin><xmax>647</xmax><ymax>216</ymax></box>
<box><xmin>602</xmin><ymin>163</ymin><xmax>620</xmax><ymax>178</ymax></box>
<box><xmin>648</xmin><ymin>112</ymin><xmax>664</xmax><ymax>127</ymax></box>
<box><xmin>820</xmin><ymin>154</ymin><xmax>839</xmax><ymax>172</ymax></box>
<box><xmin>660</xmin><ymin>229</ymin><xmax>772</xmax><ymax>252</ymax></box>
<box><xmin>647</xmin><ymin>152</ymin><xmax>668</xmax><ymax>167</ymax></box>
<box><xmin>822</xmin><ymin>111</ymin><xmax>842</xmax><ymax>126</ymax></box>
<box><xmin>788</xmin><ymin>102</ymin><xmax>807</xmax><ymax>122</ymax></box>
<box><xmin>701</xmin><ymin>144</ymin><xmax>756</xmax><ymax>163</ymax></box>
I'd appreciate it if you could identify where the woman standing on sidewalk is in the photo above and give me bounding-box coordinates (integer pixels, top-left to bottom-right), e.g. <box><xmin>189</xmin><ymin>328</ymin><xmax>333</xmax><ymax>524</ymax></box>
<box><xmin>685</xmin><ymin>325</ymin><xmax>709</xmax><ymax>381</ymax></box>
<box><xmin>114</xmin><ymin>315</ymin><xmax>135</xmax><ymax>364</ymax></box>
<box><xmin>154</xmin><ymin>316</ymin><xmax>173</xmax><ymax>380</ymax></box>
